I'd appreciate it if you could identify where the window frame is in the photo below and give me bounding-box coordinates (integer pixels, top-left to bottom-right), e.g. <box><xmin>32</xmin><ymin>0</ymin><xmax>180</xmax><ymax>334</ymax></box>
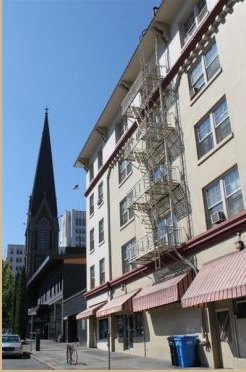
<box><xmin>99</xmin><ymin>218</ymin><xmax>104</xmax><ymax>244</ymax></box>
<box><xmin>98</xmin><ymin>181</ymin><xmax>103</xmax><ymax>206</ymax></box>
<box><xmin>188</xmin><ymin>40</ymin><xmax>220</xmax><ymax>97</ymax></box>
<box><xmin>98</xmin><ymin>149</ymin><xmax>103</xmax><ymax>170</ymax></box>
<box><xmin>90</xmin><ymin>265</ymin><xmax>95</xmax><ymax>289</ymax></box>
<box><xmin>118</xmin><ymin>159</ymin><xmax>132</xmax><ymax>184</ymax></box>
<box><xmin>121</xmin><ymin>238</ymin><xmax>136</xmax><ymax>273</ymax></box>
<box><xmin>204</xmin><ymin>167</ymin><xmax>244</xmax><ymax>227</ymax></box>
<box><xmin>196</xmin><ymin>98</ymin><xmax>231</xmax><ymax>158</ymax></box>
<box><xmin>99</xmin><ymin>258</ymin><xmax>105</xmax><ymax>285</ymax></box>
<box><xmin>120</xmin><ymin>192</ymin><xmax>134</xmax><ymax>227</ymax></box>
<box><xmin>89</xmin><ymin>163</ymin><xmax>94</xmax><ymax>182</ymax></box>
<box><xmin>183</xmin><ymin>0</ymin><xmax>208</xmax><ymax>43</ymax></box>
<box><xmin>89</xmin><ymin>194</ymin><xmax>94</xmax><ymax>216</ymax></box>
<box><xmin>115</xmin><ymin>117</ymin><xmax>128</xmax><ymax>143</ymax></box>
<box><xmin>89</xmin><ymin>228</ymin><xmax>95</xmax><ymax>252</ymax></box>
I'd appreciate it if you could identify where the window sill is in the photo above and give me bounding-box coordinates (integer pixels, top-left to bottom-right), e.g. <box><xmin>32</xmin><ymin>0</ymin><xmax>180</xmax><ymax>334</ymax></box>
<box><xmin>89</xmin><ymin>248</ymin><xmax>95</xmax><ymax>255</ymax></box>
<box><xmin>89</xmin><ymin>211</ymin><xmax>95</xmax><ymax>219</ymax></box>
<box><xmin>190</xmin><ymin>68</ymin><xmax>223</xmax><ymax>106</ymax></box>
<box><xmin>197</xmin><ymin>132</ymin><xmax>234</xmax><ymax>166</ymax></box>
<box><xmin>99</xmin><ymin>240</ymin><xmax>105</xmax><ymax>247</ymax></box>
<box><xmin>120</xmin><ymin>217</ymin><xmax>134</xmax><ymax>231</ymax></box>
<box><xmin>97</xmin><ymin>200</ymin><xmax>104</xmax><ymax>208</ymax></box>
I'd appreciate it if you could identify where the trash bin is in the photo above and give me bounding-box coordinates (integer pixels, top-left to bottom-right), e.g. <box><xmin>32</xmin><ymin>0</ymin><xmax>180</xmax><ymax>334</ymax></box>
<box><xmin>167</xmin><ymin>336</ymin><xmax>179</xmax><ymax>366</ymax></box>
<box><xmin>173</xmin><ymin>335</ymin><xmax>198</xmax><ymax>367</ymax></box>
<box><xmin>35</xmin><ymin>332</ymin><xmax>40</xmax><ymax>351</ymax></box>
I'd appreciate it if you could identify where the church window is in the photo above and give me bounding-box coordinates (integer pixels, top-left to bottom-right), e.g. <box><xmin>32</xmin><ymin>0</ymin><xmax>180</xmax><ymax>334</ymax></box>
<box><xmin>37</xmin><ymin>218</ymin><xmax>50</xmax><ymax>251</ymax></box>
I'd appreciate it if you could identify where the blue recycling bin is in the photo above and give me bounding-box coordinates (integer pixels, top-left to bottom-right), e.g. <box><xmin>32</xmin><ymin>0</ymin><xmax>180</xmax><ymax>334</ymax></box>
<box><xmin>173</xmin><ymin>335</ymin><xmax>198</xmax><ymax>367</ymax></box>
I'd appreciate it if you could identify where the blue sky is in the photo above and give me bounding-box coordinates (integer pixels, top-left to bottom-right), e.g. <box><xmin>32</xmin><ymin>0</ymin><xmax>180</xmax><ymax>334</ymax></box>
<box><xmin>2</xmin><ymin>0</ymin><xmax>160</xmax><ymax>257</ymax></box>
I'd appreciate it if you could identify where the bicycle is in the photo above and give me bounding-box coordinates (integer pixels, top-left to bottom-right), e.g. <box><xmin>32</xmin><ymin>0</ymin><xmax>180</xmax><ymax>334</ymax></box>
<box><xmin>66</xmin><ymin>342</ymin><xmax>78</xmax><ymax>365</ymax></box>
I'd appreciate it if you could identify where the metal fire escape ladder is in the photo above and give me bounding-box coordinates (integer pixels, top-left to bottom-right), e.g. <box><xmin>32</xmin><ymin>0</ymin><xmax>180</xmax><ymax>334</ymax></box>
<box><xmin>121</xmin><ymin>31</ymin><xmax>189</xmax><ymax>270</ymax></box>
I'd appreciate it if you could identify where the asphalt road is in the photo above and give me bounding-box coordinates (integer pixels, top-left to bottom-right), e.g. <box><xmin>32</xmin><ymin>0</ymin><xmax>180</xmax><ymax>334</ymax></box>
<box><xmin>2</xmin><ymin>355</ymin><xmax>51</xmax><ymax>370</ymax></box>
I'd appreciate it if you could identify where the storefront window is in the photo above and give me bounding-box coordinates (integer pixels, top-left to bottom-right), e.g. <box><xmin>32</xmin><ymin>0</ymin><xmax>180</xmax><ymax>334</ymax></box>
<box><xmin>98</xmin><ymin>319</ymin><xmax>108</xmax><ymax>340</ymax></box>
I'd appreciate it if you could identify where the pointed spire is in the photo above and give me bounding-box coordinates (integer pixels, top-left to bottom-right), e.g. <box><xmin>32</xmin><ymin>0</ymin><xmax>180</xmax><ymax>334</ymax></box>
<box><xmin>29</xmin><ymin>109</ymin><xmax>58</xmax><ymax>217</ymax></box>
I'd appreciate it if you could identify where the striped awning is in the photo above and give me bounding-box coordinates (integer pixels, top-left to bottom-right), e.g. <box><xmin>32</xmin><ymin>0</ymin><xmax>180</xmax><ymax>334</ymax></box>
<box><xmin>133</xmin><ymin>271</ymin><xmax>193</xmax><ymax>312</ymax></box>
<box><xmin>96</xmin><ymin>290</ymin><xmax>139</xmax><ymax>318</ymax></box>
<box><xmin>182</xmin><ymin>250</ymin><xmax>246</xmax><ymax>308</ymax></box>
<box><xmin>76</xmin><ymin>302</ymin><xmax>106</xmax><ymax>320</ymax></box>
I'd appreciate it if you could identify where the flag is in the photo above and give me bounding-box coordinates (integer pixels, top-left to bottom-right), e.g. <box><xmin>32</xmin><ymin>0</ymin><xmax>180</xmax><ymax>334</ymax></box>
<box><xmin>72</xmin><ymin>184</ymin><xmax>79</xmax><ymax>190</ymax></box>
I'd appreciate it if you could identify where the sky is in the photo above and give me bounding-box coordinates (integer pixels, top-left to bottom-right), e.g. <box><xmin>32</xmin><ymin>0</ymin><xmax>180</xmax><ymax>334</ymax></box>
<box><xmin>2</xmin><ymin>0</ymin><xmax>161</xmax><ymax>257</ymax></box>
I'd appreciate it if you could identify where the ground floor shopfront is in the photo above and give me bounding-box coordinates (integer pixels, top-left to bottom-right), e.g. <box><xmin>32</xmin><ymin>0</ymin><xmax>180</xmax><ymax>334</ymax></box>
<box><xmin>81</xmin><ymin>249</ymin><xmax>246</xmax><ymax>369</ymax></box>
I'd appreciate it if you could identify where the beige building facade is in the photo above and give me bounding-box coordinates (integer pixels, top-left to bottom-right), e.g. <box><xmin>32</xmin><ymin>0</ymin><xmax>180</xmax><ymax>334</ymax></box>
<box><xmin>75</xmin><ymin>0</ymin><xmax>246</xmax><ymax>368</ymax></box>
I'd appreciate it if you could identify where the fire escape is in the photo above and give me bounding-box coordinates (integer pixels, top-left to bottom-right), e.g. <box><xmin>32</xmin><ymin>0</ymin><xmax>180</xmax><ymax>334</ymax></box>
<box><xmin>120</xmin><ymin>26</ymin><xmax>191</xmax><ymax>270</ymax></box>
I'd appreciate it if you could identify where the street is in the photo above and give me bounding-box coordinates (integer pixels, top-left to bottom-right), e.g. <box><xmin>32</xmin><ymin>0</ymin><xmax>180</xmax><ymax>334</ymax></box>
<box><xmin>2</xmin><ymin>355</ymin><xmax>51</xmax><ymax>370</ymax></box>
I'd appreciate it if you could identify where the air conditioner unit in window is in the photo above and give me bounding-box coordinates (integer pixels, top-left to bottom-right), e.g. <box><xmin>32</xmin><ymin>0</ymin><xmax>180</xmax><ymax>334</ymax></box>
<box><xmin>211</xmin><ymin>211</ymin><xmax>226</xmax><ymax>224</ymax></box>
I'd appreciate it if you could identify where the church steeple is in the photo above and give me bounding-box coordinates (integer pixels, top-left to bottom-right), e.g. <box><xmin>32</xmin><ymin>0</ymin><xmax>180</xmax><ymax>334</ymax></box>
<box><xmin>25</xmin><ymin>109</ymin><xmax>59</xmax><ymax>279</ymax></box>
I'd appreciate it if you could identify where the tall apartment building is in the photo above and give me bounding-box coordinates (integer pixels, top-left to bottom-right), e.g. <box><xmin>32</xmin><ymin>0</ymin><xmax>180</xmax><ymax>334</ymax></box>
<box><xmin>75</xmin><ymin>0</ymin><xmax>246</xmax><ymax>368</ymax></box>
<box><xmin>59</xmin><ymin>210</ymin><xmax>86</xmax><ymax>248</ymax></box>
<box><xmin>6</xmin><ymin>244</ymin><xmax>25</xmax><ymax>277</ymax></box>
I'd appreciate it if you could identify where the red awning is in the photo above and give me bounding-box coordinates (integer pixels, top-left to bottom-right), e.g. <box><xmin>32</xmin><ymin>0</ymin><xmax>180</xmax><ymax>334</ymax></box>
<box><xmin>96</xmin><ymin>290</ymin><xmax>139</xmax><ymax>318</ymax></box>
<box><xmin>76</xmin><ymin>302</ymin><xmax>106</xmax><ymax>320</ymax></box>
<box><xmin>133</xmin><ymin>271</ymin><xmax>193</xmax><ymax>312</ymax></box>
<box><xmin>182</xmin><ymin>250</ymin><xmax>246</xmax><ymax>308</ymax></box>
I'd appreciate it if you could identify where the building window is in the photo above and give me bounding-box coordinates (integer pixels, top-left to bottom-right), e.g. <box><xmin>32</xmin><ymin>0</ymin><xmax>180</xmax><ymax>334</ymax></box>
<box><xmin>122</xmin><ymin>238</ymin><xmax>136</xmax><ymax>273</ymax></box>
<box><xmin>99</xmin><ymin>319</ymin><xmax>108</xmax><ymax>340</ymax></box>
<box><xmin>90</xmin><ymin>265</ymin><xmax>95</xmax><ymax>289</ymax></box>
<box><xmin>196</xmin><ymin>98</ymin><xmax>231</xmax><ymax>158</ymax></box>
<box><xmin>183</xmin><ymin>0</ymin><xmax>208</xmax><ymax>43</ymax></box>
<box><xmin>89</xmin><ymin>228</ymin><xmax>94</xmax><ymax>252</ymax></box>
<box><xmin>89</xmin><ymin>163</ymin><xmax>94</xmax><ymax>182</ymax></box>
<box><xmin>99</xmin><ymin>258</ymin><xmax>105</xmax><ymax>285</ymax></box>
<box><xmin>157</xmin><ymin>213</ymin><xmax>178</xmax><ymax>245</ymax></box>
<box><xmin>116</xmin><ymin>313</ymin><xmax>143</xmax><ymax>339</ymax></box>
<box><xmin>188</xmin><ymin>41</ymin><xmax>220</xmax><ymax>97</ymax></box>
<box><xmin>89</xmin><ymin>194</ymin><xmax>94</xmax><ymax>216</ymax></box>
<box><xmin>99</xmin><ymin>218</ymin><xmax>104</xmax><ymax>243</ymax></box>
<box><xmin>37</xmin><ymin>218</ymin><xmax>50</xmax><ymax>251</ymax></box>
<box><xmin>204</xmin><ymin>167</ymin><xmax>244</xmax><ymax>227</ymax></box>
<box><xmin>115</xmin><ymin>118</ymin><xmax>128</xmax><ymax>143</ymax></box>
<box><xmin>98</xmin><ymin>182</ymin><xmax>103</xmax><ymax>206</ymax></box>
<box><xmin>119</xmin><ymin>160</ymin><xmax>132</xmax><ymax>184</ymax></box>
<box><xmin>120</xmin><ymin>192</ymin><xmax>134</xmax><ymax>226</ymax></box>
<box><xmin>98</xmin><ymin>149</ymin><xmax>103</xmax><ymax>169</ymax></box>
<box><xmin>217</xmin><ymin>310</ymin><xmax>232</xmax><ymax>342</ymax></box>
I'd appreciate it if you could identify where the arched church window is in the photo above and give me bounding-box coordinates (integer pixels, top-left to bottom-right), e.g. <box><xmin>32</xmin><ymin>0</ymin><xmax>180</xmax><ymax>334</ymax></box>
<box><xmin>37</xmin><ymin>218</ymin><xmax>50</xmax><ymax>251</ymax></box>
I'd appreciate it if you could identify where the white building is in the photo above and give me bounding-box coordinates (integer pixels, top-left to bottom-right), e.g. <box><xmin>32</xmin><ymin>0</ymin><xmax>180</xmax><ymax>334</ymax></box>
<box><xmin>59</xmin><ymin>210</ymin><xmax>86</xmax><ymax>248</ymax></box>
<box><xmin>6</xmin><ymin>244</ymin><xmax>25</xmax><ymax>277</ymax></box>
<box><xmin>75</xmin><ymin>0</ymin><xmax>246</xmax><ymax>369</ymax></box>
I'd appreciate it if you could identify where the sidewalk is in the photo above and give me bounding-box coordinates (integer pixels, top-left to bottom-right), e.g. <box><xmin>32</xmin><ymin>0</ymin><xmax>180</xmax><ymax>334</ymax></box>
<box><xmin>27</xmin><ymin>339</ymin><xmax>205</xmax><ymax>370</ymax></box>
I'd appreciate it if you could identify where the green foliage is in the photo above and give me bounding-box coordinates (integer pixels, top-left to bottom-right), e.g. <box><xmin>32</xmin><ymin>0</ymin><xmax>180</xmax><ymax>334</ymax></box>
<box><xmin>2</xmin><ymin>262</ymin><xmax>28</xmax><ymax>338</ymax></box>
<box><xmin>2</xmin><ymin>260</ymin><xmax>14</xmax><ymax>330</ymax></box>
<box><xmin>14</xmin><ymin>267</ymin><xmax>28</xmax><ymax>339</ymax></box>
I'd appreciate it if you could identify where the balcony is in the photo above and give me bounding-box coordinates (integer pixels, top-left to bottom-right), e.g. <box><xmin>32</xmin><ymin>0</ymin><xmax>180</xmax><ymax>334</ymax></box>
<box><xmin>127</xmin><ymin>167</ymin><xmax>180</xmax><ymax>210</ymax></box>
<box><xmin>129</xmin><ymin>227</ymin><xmax>185</xmax><ymax>264</ymax></box>
<box><xmin>121</xmin><ymin>63</ymin><xmax>166</xmax><ymax>116</ymax></box>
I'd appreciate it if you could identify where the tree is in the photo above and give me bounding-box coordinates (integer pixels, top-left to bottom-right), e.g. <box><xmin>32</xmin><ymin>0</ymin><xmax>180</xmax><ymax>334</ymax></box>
<box><xmin>14</xmin><ymin>267</ymin><xmax>28</xmax><ymax>339</ymax></box>
<box><xmin>2</xmin><ymin>260</ymin><xmax>14</xmax><ymax>331</ymax></box>
<box><xmin>11</xmin><ymin>271</ymin><xmax>19</xmax><ymax>333</ymax></box>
